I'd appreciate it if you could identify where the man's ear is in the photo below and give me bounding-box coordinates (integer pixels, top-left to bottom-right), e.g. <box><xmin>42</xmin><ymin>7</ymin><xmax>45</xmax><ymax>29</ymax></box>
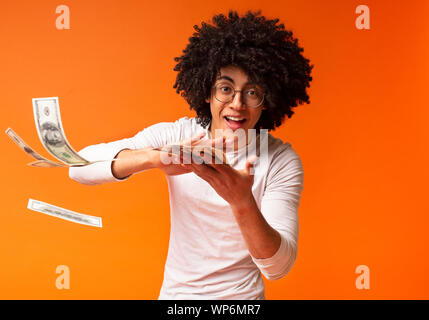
<box><xmin>205</xmin><ymin>97</ymin><xmax>210</xmax><ymax>103</ymax></box>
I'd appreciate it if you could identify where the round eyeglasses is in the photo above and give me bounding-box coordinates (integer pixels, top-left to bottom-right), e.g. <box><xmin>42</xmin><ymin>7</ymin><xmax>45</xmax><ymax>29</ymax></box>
<box><xmin>211</xmin><ymin>83</ymin><xmax>265</xmax><ymax>108</ymax></box>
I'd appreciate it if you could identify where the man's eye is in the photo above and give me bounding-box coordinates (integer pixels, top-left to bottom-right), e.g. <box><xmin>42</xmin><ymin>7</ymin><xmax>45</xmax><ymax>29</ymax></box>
<box><xmin>220</xmin><ymin>86</ymin><xmax>232</xmax><ymax>93</ymax></box>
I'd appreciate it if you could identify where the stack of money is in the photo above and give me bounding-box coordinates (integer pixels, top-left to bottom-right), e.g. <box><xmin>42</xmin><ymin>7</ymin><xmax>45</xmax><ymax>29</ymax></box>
<box><xmin>154</xmin><ymin>142</ymin><xmax>228</xmax><ymax>165</ymax></box>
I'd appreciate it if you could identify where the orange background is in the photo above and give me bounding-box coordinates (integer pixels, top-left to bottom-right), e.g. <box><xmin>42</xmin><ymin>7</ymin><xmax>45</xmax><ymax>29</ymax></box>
<box><xmin>0</xmin><ymin>0</ymin><xmax>428</xmax><ymax>299</ymax></box>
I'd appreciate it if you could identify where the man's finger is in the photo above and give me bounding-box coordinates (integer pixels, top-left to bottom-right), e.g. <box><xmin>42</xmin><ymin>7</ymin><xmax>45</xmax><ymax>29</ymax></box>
<box><xmin>188</xmin><ymin>131</ymin><xmax>206</xmax><ymax>146</ymax></box>
<box><xmin>190</xmin><ymin>162</ymin><xmax>220</xmax><ymax>182</ymax></box>
<box><xmin>245</xmin><ymin>155</ymin><xmax>258</xmax><ymax>175</ymax></box>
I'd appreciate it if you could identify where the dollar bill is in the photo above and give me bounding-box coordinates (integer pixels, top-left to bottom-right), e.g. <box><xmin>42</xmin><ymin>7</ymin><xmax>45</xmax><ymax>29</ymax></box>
<box><xmin>5</xmin><ymin>127</ymin><xmax>65</xmax><ymax>167</ymax></box>
<box><xmin>5</xmin><ymin>126</ymin><xmax>118</xmax><ymax>168</ymax></box>
<box><xmin>32</xmin><ymin>97</ymin><xmax>91</xmax><ymax>166</ymax></box>
<box><xmin>27</xmin><ymin>198</ymin><xmax>102</xmax><ymax>228</ymax></box>
<box><xmin>27</xmin><ymin>160</ymin><xmax>66</xmax><ymax>168</ymax></box>
<box><xmin>26</xmin><ymin>158</ymin><xmax>118</xmax><ymax>168</ymax></box>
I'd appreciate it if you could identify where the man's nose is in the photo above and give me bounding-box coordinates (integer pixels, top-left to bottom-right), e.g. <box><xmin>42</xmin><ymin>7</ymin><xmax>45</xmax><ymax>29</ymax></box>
<box><xmin>230</xmin><ymin>91</ymin><xmax>245</xmax><ymax>110</ymax></box>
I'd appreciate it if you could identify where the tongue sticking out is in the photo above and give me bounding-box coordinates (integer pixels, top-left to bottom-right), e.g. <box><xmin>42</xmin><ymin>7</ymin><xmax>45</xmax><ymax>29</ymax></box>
<box><xmin>225</xmin><ymin>117</ymin><xmax>246</xmax><ymax>129</ymax></box>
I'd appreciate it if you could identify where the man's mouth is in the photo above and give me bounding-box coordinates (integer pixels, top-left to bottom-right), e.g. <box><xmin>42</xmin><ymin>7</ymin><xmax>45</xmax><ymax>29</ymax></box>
<box><xmin>224</xmin><ymin>116</ymin><xmax>246</xmax><ymax>129</ymax></box>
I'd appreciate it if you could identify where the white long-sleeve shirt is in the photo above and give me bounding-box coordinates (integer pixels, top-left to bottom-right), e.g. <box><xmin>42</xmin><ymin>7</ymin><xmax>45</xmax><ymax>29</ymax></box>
<box><xmin>69</xmin><ymin>117</ymin><xmax>304</xmax><ymax>299</ymax></box>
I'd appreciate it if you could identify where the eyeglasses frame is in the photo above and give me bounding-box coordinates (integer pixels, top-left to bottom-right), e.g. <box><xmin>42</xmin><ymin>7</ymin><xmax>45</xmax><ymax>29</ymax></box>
<box><xmin>211</xmin><ymin>83</ymin><xmax>265</xmax><ymax>108</ymax></box>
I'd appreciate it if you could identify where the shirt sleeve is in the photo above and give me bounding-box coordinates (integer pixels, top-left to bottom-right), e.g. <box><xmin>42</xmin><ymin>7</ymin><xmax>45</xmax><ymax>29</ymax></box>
<box><xmin>68</xmin><ymin>118</ymin><xmax>188</xmax><ymax>185</ymax></box>
<box><xmin>250</xmin><ymin>145</ymin><xmax>304</xmax><ymax>280</ymax></box>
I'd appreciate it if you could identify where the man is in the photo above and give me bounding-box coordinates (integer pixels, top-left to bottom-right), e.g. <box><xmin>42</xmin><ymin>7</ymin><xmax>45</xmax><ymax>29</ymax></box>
<box><xmin>69</xmin><ymin>10</ymin><xmax>313</xmax><ymax>299</ymax></box>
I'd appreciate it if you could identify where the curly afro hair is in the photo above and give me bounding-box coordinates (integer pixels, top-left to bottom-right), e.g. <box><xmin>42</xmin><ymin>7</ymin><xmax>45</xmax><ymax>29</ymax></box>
<box><xmin>173</xmin><ymin>10</ymin><xmax>313</xmax><ymax>131</ymax></box>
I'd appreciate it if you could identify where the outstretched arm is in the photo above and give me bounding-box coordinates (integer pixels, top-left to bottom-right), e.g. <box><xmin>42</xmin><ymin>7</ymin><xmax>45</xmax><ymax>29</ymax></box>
<box><xmin>111</xmin><ymin>131</ymin><xmax>208</xmax><ymax>179</ymax></box>
<box><xmin>68</xmin><ymin>118</ymin><xmax>192</xmax><ymax>185</ymax></box>
<box><xmin>68</xmin><ymin>124</ymin><xmax>209</xmax><ymax>185</ymax></box>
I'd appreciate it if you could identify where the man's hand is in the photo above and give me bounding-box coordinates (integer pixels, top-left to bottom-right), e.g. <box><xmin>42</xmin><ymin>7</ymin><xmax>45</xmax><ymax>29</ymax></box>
<box><xmin>180</xmin><ymin>153</ymin><xmax>259</xmax><ymax>209</ymax></box>
<box><xmin>152</xmin><ymin>132</ymin><xmax>228</xmax><ymax>176</ymax></box>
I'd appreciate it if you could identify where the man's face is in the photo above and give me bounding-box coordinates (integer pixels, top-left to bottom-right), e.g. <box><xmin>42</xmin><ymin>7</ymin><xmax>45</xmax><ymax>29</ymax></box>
<box><xmin>205</xmin><ymin>65</ymin><xmax>264</xmax><ymax>138</ymax></box>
